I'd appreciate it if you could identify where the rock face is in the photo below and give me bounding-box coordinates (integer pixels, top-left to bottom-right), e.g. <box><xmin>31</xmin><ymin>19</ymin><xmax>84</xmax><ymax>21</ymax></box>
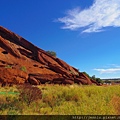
<box><xmin>0</xmin><ymin>26</ymin><xmax>98</xmax><ymax>85</ymax></box>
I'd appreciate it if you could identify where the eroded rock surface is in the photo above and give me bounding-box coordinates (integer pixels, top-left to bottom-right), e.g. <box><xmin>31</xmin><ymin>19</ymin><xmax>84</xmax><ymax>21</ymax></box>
<box><xmin>0</xmin><ymin>26</ymin><xmax>98</xmax><ymax>85</ymax></box>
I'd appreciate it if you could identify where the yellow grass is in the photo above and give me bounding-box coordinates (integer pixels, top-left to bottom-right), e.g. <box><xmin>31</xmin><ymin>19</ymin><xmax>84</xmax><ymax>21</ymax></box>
<box><xmin>0</xmin><ymin>84</ymin><xmax>120</xmax><ymax>115</ymax></box>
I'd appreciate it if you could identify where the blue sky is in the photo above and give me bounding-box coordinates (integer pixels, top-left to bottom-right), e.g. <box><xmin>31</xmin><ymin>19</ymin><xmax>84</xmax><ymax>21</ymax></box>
<box><xmin>1</xmin><ymin>0</ymin><xmax>120</xmax><ymax>79</ymax></box>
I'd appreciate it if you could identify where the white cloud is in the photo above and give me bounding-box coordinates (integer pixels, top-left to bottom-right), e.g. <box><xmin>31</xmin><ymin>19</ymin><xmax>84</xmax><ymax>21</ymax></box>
<box><xmin>58</xmin><ymin>0</ymin><xmax>120</xmax><ymax>33</ymax></box>
<box><xmin>94</xmin><ymin>67</ymin><xmax>120</xmax><ymax>74</ymax></box>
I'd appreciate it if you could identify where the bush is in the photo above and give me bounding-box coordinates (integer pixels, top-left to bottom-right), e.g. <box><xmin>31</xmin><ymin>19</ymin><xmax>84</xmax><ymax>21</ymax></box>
<box><xmin>18</xmin><ymin>84</ymin><xmax>42</xmax><ymax>106</ymax></box>
<box><xmin>20</xmin><ymin>66</ymin><xmax>27</xmax><ymax>72</ymax></box>
<box><xmin>96</xmin><ymin>78</ymin><xmax>103</xmax><ymax>84</ymax></box>
<box><xmin>82</xmin><ymin>72</ymin><xmax>91</xmax><ymax>78</ymax></box>
<box><xmin>5</xmin><ymin>65</ymin><xmax>12</xmax><ymax>69</ymax></box>
<box><xmin>82</xmin><ymin>72</ymin><xmax>103</xmax><ymax>84</ymax></box>
<box><xmin>46</xmin><ymin>51</ymin><xmax>57</xmax><ymax>57</ymax></box>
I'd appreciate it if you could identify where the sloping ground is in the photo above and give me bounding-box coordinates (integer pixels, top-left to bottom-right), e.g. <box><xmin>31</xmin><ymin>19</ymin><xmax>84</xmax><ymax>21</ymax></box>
<box><xmin>0</xmin><ymin>26</ymin><xmax>99</xmax><ymax>85</ymax></box>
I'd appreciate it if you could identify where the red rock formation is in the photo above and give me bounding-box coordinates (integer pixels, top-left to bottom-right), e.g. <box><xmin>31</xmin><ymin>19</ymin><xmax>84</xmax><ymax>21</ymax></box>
<box><xmin>0</xmin><ymin>68</ymin><xmax>28</xmax><ymax>84</ymax></box>
<box><xmin>0</xmin><ymin>26</ymin><xmax>98</xmax><ymax>85</ymax></box>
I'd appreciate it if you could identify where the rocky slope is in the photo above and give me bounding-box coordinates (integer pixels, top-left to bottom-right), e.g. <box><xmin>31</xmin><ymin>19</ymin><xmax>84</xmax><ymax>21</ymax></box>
<box><xmin>0</xmin><ymin>26</ymin><xmax>98</xmax><ymax>86</ymax></box>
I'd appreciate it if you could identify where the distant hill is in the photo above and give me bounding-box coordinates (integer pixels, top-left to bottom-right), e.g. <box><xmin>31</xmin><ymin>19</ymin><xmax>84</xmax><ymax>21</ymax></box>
<box><xmin>102</xmin><ymin>78</ymin><xmax>120</xmax><ymax>81</ymax></box>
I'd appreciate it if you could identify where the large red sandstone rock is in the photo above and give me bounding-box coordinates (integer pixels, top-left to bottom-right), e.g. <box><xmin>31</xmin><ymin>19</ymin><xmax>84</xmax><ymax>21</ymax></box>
<box><xmin>0</xmin><ymin>26</ymin><xmax>98</xmax><ymax>85</ymax></box>
<box><xmin>0</xmin><ymin>68</ymin><xmax>28</xmax><ymax>84</ymax></box>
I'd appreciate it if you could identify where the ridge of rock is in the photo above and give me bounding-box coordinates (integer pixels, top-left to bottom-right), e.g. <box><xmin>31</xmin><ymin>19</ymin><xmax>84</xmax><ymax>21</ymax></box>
<box><xmin>0</xmin><ymin>26</ymin><xmax>99</xmax><ymax>85</ymax></box>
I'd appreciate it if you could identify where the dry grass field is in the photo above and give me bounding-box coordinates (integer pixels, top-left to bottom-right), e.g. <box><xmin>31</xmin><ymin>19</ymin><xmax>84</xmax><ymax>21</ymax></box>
<box><xmin>0</xmin><ymin>84</ymin><xmax>120</xmax><ymax>115</ymax></box>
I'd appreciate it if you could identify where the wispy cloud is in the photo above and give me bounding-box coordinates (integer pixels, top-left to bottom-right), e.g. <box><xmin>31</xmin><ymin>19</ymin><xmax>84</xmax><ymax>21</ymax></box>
<box><xmin>94</xmin><ymin>64</ymin><xmax>120</xmax><ymax>74</ymax></box>
<box><xmin>94</xmin><ymin>68</ymin><xmax>120</xmax><ymax>74</ymax></box>
<box><xmin>57</xmin><ymin>0</ymin><xmax>120</xmax><ymax>33</ymax></box>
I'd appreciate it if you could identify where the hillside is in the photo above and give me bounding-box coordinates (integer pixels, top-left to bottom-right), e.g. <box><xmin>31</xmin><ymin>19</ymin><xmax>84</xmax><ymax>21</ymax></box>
<box><xmin>0</xmin><ymin>26</ymin><xmax>98</xmax><ymax>86</ymax></box>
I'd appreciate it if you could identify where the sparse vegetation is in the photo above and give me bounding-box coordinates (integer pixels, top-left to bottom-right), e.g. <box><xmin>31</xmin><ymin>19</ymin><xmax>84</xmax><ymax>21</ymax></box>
<box><xmin>82</xmin><ymin>72</ymin><xmax>103</xmax><ymax>84</ymax></box>
<box><xmin>69</xmin><ymin>70</ymin><xmax>79</xmax><ymax>76</ymax></box>
<box><xmin>69</xmin><ymin>70</ymin><xmax>74</xmax><ymax>74</ymax></box>
<box><xmin>46</xmin><ymin>51</ymin><xmax>57</xmax><ymax>57</ymax></box>
<box><xmin>20</xmin><ymin>66</ymin><xmax>27</xmax><ymax>72</ymax></box>
<box><xmin>0</xmin><ymin>84</ymin><xmax>120</xmax><ymax>115</ymax></box>
<box><xmin>5</xmin><ymin>65</ymin><xmax>12</xmax><ymax>69</ymax></box>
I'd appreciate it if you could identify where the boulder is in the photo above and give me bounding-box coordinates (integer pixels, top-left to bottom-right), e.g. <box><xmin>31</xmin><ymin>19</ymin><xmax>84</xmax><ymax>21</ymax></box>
<box><xmin>28</xmin><ymin>76</ymin><xmax>40</xmax><ymax>85</ymax></box>
<box><xmin>0</xmin><ymin>68</ymin><xmax>28</xmax><ymax>84</ymax></box>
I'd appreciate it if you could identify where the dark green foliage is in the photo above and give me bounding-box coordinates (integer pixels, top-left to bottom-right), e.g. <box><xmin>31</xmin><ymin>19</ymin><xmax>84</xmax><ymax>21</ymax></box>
<box><xmin>46</xmin><ymin>51</ymin><xmax>57</xmax><ymax>57</ymax></box>
<box><xmin>96</xmin><ymin>78</ymin><xmax>103</xmax><ymax>83</ymax></box>
<box><xmin>18</xmin><ymin>84</ymin><xmax>42</xmax><ymax>106</ymax></box>
<box><xmin>82</xmin><ymin>72</ymin><xmax>103</xmax><ymax>84</ymax></box>
<box><xmin>82</xmin><ymin>72</ymin><xmax>91</xmax><ymax>78</ymax></box>
<box><xmin>91</xmin><ymin>75</ymin><xmax>96</xmax><ymax>80</ymax></box>
<box><xmin>92</xmin><ymin>75</ymin><xmax>103</xmax><ymax>84</ymax></box>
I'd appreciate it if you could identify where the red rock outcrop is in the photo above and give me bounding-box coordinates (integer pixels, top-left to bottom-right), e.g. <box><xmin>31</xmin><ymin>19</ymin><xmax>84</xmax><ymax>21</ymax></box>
<box><xmin>0</xmin><ymin>26</ymin><xmax>98</xmax><ymax>85</ymax></box>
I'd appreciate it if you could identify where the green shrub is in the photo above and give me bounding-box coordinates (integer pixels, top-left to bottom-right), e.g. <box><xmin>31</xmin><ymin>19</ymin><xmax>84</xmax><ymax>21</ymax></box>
<box><xmin>5</xmin><ymin>65</ymin><xmax>12</xmax><ymax>69</ymax></box>
<box><xmin>20</xmin><ymin>66</ymin><xmax>27</xmax><ymax>72</ymax></box>
<box><xmin>46</xmin><ymin>51</ymin><xmax>57</xmax><ymax>57</ymax></box>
